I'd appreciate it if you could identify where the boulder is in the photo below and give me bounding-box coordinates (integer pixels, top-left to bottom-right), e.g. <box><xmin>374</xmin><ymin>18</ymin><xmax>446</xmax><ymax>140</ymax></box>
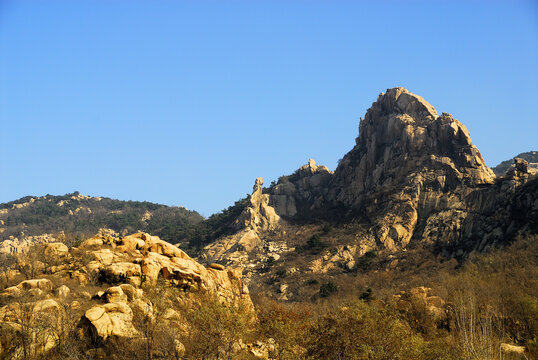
<box><xmin>81</xmin><ymin>302</ymin><xmax>138</xmax><ymax>341</ymax></box>
<box><xmin>43</xmin><ymin>242</ymin><xmax>69</xmax><ymax>259</ymax></box>
<box><xmin>104</xmin><ymin>286</ymin><xmax>127</xmax><ymax>303</ymax></box>
<box><xmin>54</xmin><ymin>285</ymin><xmax>70</xmax><ymax>298</ymax></box>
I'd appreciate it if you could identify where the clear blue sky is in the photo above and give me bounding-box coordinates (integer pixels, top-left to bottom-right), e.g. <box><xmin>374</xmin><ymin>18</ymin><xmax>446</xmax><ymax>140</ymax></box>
<box><xmin>1</xmin><ymin>1</ymin><xmax>537</xmax><ymax>216</ymax></box>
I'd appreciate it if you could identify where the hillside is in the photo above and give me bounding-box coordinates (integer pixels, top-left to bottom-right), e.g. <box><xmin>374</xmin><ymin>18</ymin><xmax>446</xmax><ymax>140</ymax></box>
<box><xmin>492</xmin><ymin>151</ymin><xmax>538</xmax><ymax>176</ymax></box>
<box><xmin>0</xmin><ymin>87</ymin><xmax>536</xmax><ymax>359</ymax></box>
<box><xmin>0</xmin><ymin>192</ymin><xmax>204</xmax><ymax>250</ymax></box>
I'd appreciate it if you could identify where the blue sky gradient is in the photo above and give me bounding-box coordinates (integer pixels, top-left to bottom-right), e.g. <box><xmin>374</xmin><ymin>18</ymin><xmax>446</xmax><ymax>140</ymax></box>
<box><xmin>1</xmin><ymin>0</ymin><xmax>537</xmax><ymax>216</ymax></box>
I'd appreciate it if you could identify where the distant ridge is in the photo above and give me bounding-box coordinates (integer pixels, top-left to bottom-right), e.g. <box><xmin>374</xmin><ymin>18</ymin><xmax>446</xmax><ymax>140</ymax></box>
<box><xmin>492</xmin><ymin>151</ymin><xmax>538</xmax><ymax>176</ymax></box>
<box><xmin>0</xmin><ymin>192</ymin><xmax>203</xmax><ymax>248</ymax></box>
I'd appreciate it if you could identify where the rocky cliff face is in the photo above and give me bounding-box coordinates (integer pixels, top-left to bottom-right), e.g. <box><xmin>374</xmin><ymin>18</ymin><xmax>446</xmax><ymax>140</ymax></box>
<box><xmin>333</xmin><ymin>87</ymin><xmax>494</xmax><ymax>204</ymax></box>
<box><xmin>269</xmin><ymin>159</ymin><xmax>333</xmax><ymax>218</ymax></box>
<box><xmin>330</xmin><ymin>87</ymin><xmax>496</xmax><ymax>250</ymax></box>
<box><xmin>209</xmin><ymin>87</ymin><xmax>536</xmax><ymax>267</ymax></box>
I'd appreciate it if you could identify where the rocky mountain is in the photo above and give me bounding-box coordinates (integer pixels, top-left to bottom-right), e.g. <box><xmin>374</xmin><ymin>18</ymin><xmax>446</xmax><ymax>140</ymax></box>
<box><xmin>0</xmin><ymin>87</ymin><xmax>536</xmax><ymax>359</ymax></box>
<box><xmin>492</xmin><ymin>151</ymin><xmax>538</xmax><ymax>176</ymax></box>
<box><xmin>0</xmin><ymin>192</ymin><xmax>203</xmax><ymax>251</ymax></box>
<box><xmin>202</xmin><ymin>87</ymin><xmax>538</xmax><ymax>293</ymax></box>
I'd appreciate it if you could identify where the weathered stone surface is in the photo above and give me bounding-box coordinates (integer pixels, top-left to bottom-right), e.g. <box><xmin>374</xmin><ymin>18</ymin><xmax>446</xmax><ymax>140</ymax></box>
<box><xmin>0</xmin><ymin>278</ymin><xmax>54</xmax><ymax>300</ymax></box>
<box><xmin>0</xmin><ymin>234</ymin><xmax>59</xmax><ymax>255</ymax></box>
<box><xmin>235</xmin><ymin>178</ymin><xmax>280</xmax><ymax>232</ymax></box>
<box><xmin>104</xmin><ymin>286</ymin><xmax>128</xmax><ymax>303</ymax></box>
<box><xmin>54</xmin><ymin>285</ymin><xmax>70</xmax><ymax>298</ymax></box>
<box><xmin>81</xmin><ymin>302</ymin><xmax>138</xmax><ymax>340</ymax></box>
<box><xmin>253</xmin><ymin>88</ymin><xmax>534</xmax><ymax>256</ymax></box>
<box><xmin>80</xmin><ymin>232</ymin><xmax>253</xmax><ymax>311</ymax></box>
<box><xmin>43</xmin><ymin>242</ymin><xmax>69</xmax><ymax>259</ymax></box>
<box><xmin>269</xmin><ymin>159</ymin><xmax>333</xmax><ymax>218</ymax></box>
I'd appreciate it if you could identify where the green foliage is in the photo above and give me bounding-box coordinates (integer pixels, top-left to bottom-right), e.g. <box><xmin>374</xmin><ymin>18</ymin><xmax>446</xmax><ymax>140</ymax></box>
<box><xmin>186</xmin><ymin>198</ymin><xmax>247</xmax><ymax>249</ymax></box>
<box><xmin>296</xmin><ymin>234</ymin><xmax>329</xmax><ymax>254</ymax></box>
<box><xmin>0</xmin><ymin>192</ymin><xmax>204</xmax><ymax>251</ymax></box>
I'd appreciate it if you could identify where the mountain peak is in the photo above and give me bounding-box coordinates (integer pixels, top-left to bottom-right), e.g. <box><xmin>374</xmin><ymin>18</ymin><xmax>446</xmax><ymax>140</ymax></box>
<box><xmin>370</xmin><ymin>87</ymin><xmax>438</xmax><ymax>122</ymax></box>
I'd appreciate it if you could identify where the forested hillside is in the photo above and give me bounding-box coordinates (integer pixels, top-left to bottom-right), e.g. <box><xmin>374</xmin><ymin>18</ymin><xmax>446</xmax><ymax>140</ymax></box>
<box><xmin>0</xmin><ymin>192</ymin><xmax>203</xmax><ymax>248</ymax></box>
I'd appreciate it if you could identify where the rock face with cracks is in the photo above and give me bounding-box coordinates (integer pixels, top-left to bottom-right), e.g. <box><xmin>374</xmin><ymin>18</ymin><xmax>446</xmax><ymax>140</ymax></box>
<box><xmin>203</xmin><ymin>177</ymin><xmax>284</xmax><ymax>278</ymax></box>
<box><xmin>205</xmin><ymin>87</ymin><xmax>538</xmax><ymax>275</ymax></box>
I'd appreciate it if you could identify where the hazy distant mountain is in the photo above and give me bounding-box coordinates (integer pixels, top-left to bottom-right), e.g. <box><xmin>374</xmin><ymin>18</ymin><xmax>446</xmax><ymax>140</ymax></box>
<box><xmin>492</xmin><ymin>151</ymin><xmax>538</xmax><ymax>176</ymax></box>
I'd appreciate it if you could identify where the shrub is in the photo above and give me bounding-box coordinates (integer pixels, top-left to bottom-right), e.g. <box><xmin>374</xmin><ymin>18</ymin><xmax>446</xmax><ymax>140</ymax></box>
<box><xmin>257</xmin><ymin>300</ymin><xmax>311</xmax><ymax>360</ymax></box>
<box><xmin>320</xmin><ymin>282</ymin><xmax>338</xmax><ymax>298</ymax></box>
<box><xmin>304</xmin><ymin>301</ymin><xmax>428</xmax><ymax>360</ymax></box>
<box><xmin>359</xmin><ymin>288</ymin><xmax>373</xmax><ymax>302</ymax></box>
<box><xmin>357</xmin><ymin>250</ymin><xmax>377</xmax><ymax>270</ymax></box>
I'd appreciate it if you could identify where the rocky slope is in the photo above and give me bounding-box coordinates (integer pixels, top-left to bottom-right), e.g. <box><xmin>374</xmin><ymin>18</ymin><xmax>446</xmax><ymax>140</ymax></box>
<box><xmin>492</xmin><ymin>151</ymin><xmax>538</xmax><ymax>176</ymax></box>
<box><xmin>202</xmin><ymin>87</ymin><xmax>538</xmax><ymax>293</ymax></box>
<box><xmin>0</xmin><ymin>230</ymin><xmax>255</xmax><ymax>359</ymax></box>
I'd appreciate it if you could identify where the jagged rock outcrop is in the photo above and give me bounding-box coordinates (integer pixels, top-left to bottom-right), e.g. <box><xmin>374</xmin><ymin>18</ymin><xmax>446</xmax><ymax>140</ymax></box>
<box><xmin>79</xmin><ymin>232</ymin><xmax>252</xmax><ymax>309</ymax></box>
<box><xmin>328</xmin><ymin>88</ymin><xmax>496</xmax><ymax>250</ymax></box>
<box><xmin>0</xmin><ymin>234</ymin><xmax>60</xmax><ymax>255</ymax></box>
<box><xmin>235</xmin><ymin>177</ymin><xmax>280</xmax><ymax>231</ymax></box>
<box><xmin>214</xmin><ymin>87</ymin><xmax>536</xmax><ymax>262</ymax></box>
<box><xmin>203</xmin><ymin>178</ymin><xmax>286</xmax><ymax>277</ymax></box>
<box><xmin>269</xmin><ymin>159</ymin><xmax>333</xmax><ymax>218</ymax></box>
<box><xmin>333</xmin><ymin>87</ymin><xmax>494</xmax><ymax>203</ymax></box>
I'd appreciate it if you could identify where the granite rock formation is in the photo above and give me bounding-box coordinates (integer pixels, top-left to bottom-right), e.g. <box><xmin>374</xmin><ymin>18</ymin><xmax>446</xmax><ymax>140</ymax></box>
<box><xmin>0</xmin><ymin>230</ymin><xmax>254</xmax><ymax>359</ymax></box>
<box><xmin>206</xmin><ymin>87</ymin><xmax>537</xmax><ymax>272</ymax></box>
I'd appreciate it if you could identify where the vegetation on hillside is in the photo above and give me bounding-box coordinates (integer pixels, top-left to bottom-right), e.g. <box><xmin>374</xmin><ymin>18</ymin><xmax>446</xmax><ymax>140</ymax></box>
<box><xmin>492</xmin><ymin>151</ymin><xmax>538</xmax><ymax>176</ymax></box>
<box><xmin>0</xmin><ymin>233</ymin><xmax>534</xmax><ymax>359</ymax></box>
<box><xmin>0</xmin><ymin>192</ymin><xmax>251</xmax><ymax>254</ymax></box>
<box><xmin>0</xmin><ymin>192</ymin><xmax>203</xmax><ymax>249</ymax></box>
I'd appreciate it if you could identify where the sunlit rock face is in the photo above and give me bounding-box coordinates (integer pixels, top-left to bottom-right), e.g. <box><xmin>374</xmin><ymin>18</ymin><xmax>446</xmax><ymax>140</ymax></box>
<box><xmin>203</xmin><ymin>87</ymin><xmax>537</xmax><ymax>283</ymax></box>
<box><xmin>333</xmin><ymin>87</ymin><xmax>494</xmax><ymax>206</ymax></box>
<box><xmin>328</xmin><ymin>87</ymin><xmax>496</xmax><ymax>250</ymax></box>
<box><xmin>261</xmin><ymin>88</ymin><xmax>496</xmax><ymax>251</ymax></box>
<box><xmin>0</xmin><ymin>230</ymin><xmax>255</xmax><ymax>357</ymax></box>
